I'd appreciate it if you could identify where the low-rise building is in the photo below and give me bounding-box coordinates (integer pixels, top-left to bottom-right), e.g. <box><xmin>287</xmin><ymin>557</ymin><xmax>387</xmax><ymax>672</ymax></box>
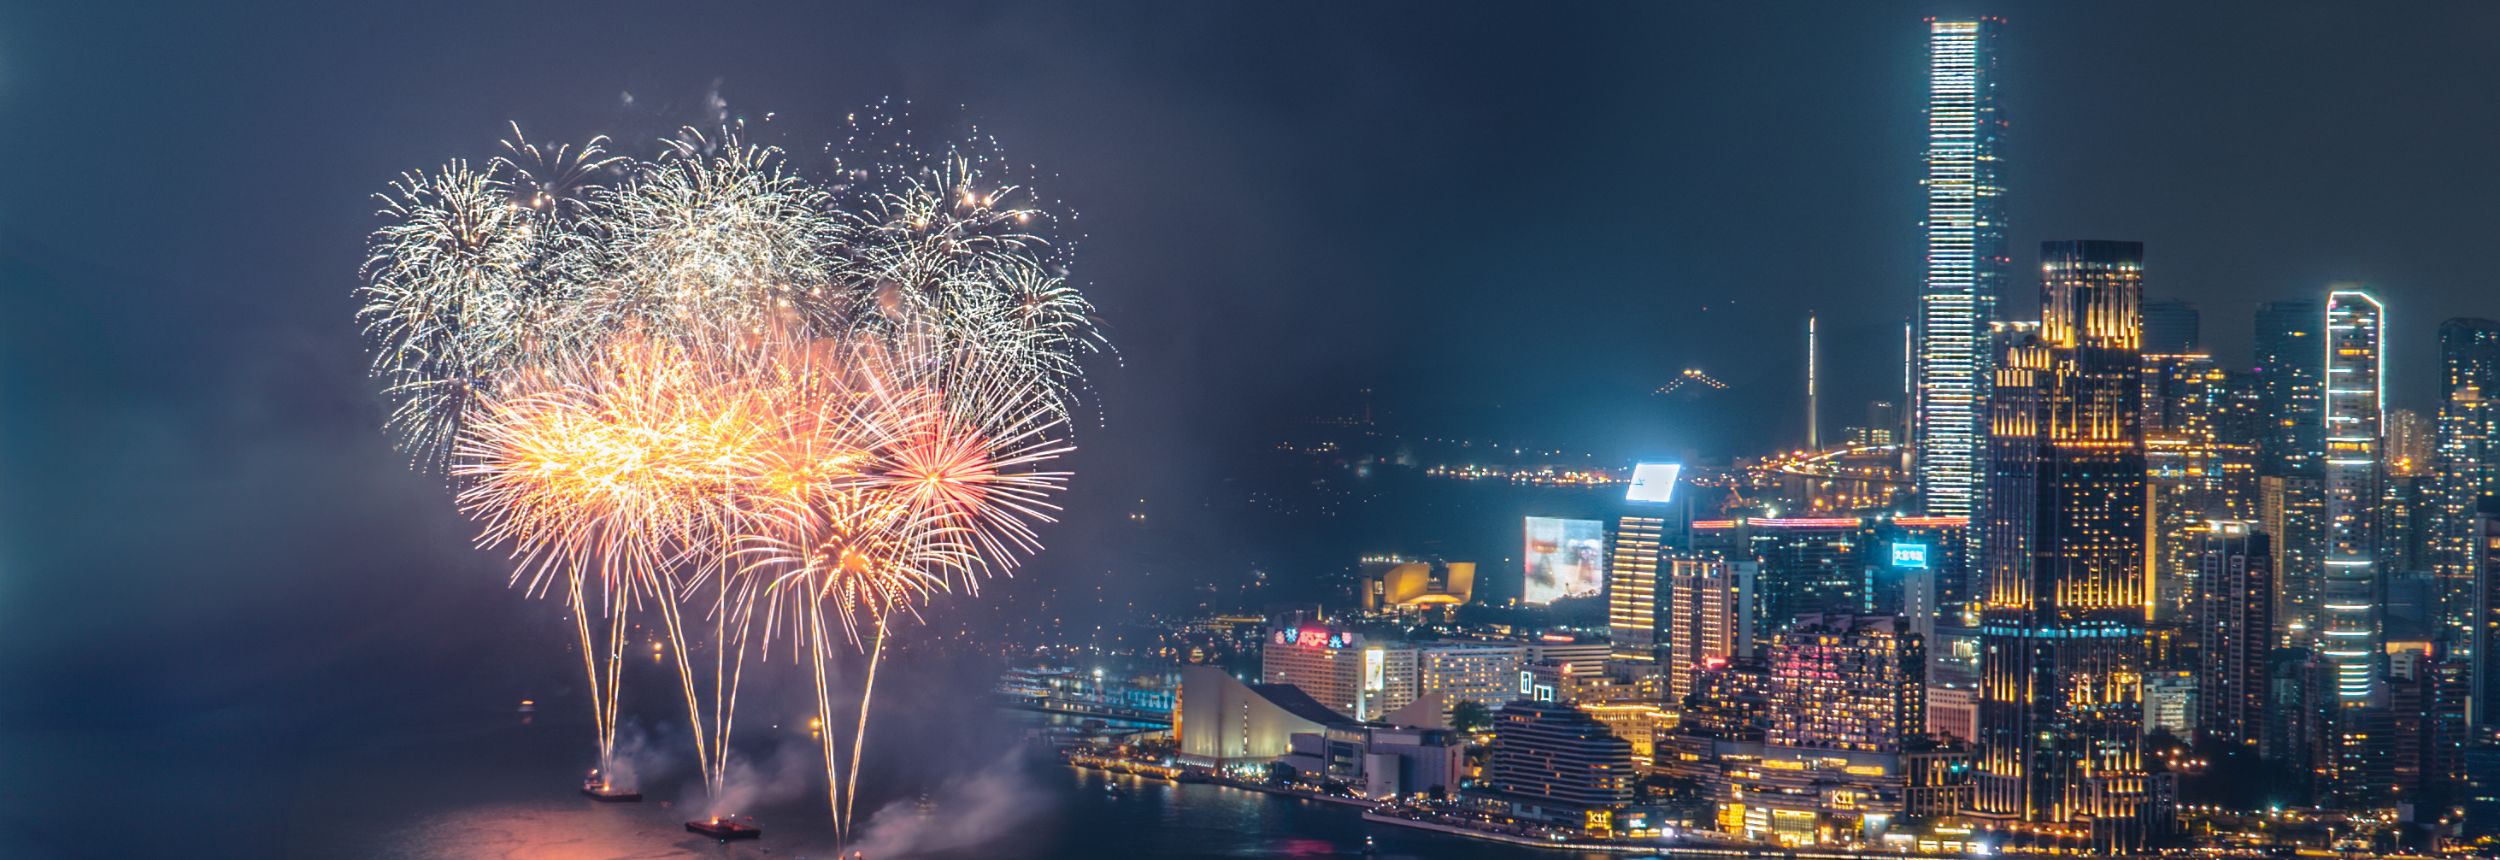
<box><xmin>1175</xmin><ymin>665</ymin><xmax>1341</xmax><ymax>771</ymax></box>
<box><xmin>1279</xmin><ymin>724</ymin><xmax>1466</xmax><ymax>800</ymax></box>
<box><xmin>1469</xmin><ymin>699</ymin><xmax>1636</xmax><ymax>831</ymax></box>
<box><xmin>1416</xmin><ymin>642</ymin><xmax>1525</xmax><ymax>714</ymax></box>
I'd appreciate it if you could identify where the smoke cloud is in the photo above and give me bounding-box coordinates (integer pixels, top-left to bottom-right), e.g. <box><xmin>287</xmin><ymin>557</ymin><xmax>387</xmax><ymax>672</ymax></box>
<box><xmin>846</xmin><ymin>751</ymin><xmax>1050</xmax><ymax>858</ymax></box>
<box><xmin>703</xmin><ymin>734</ymin><xmax>819</xmax><ymax>818</ymax></box>
<box><xmin>598</xmin><ymin>718</ymin><xmax>681</xmax><ymax>792</ymax></box>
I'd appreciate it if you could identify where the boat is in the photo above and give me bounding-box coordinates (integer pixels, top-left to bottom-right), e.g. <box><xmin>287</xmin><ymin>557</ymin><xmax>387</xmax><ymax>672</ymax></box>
<box><xmin>581</xmin><ymin>778</ymin><xmax>642</xmax><ymax>802</ymax></box>
<box><xmin>685</xmin><ymin>816</ymin><xmax>762</xmax><ymax>840</ymax></box>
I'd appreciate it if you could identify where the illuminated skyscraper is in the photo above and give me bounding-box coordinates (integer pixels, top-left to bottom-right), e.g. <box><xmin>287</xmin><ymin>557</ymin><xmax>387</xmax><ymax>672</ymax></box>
<box><xmin>1915</xmin><ymin>18</ymin><xmax>2008</xmax><ymax>518</ymax></box>
<box><xmin>2320</xmin><ymin>288</ymin><xmax>2386</xmax><ymax>804</ymax></box>
<box><xmin>2142</xmin><ymin>351</ymin><xmax>2231</xmax><ymax>625</ymax></box>
<box><xmin>2256</xmin><ymin>300</ymin><xmax>2326</xmax><ymax>476</ymax></box>
<box><xmin>2256</xmin><ymin>300</ymin><xmax>2327</xmax><ymax>637</ymax></box>
<box><xmin>1608</xmin><ymin>515</ymin><xmax>1667</xmax><ymax>663</ymax></box>
<box><xmin>2320</xmin><ymin>293</ymin><xmax>2384</xmax><ymax>690</ymax></box>
<box><xmin>1972</xmin><ymin>240</ymin><xmax>2153</xmax><ymax>851</ymax></box>
<box><xmin>2435</xmin><ymin>318</ymin><xmax>2500</xmax><ymax>640</ymax></box>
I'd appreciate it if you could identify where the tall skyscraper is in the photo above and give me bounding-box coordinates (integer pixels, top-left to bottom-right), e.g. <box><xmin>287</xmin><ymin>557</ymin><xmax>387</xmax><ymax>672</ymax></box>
<box><xmin>2142</xmin><ymin>351</ymin><xmax>2230</xmax><ymax>625</ymax></box>
<box><xmin>2319</xmin><ymin>292</ymin><xmax>2385</xmax><ymax>688</ymax></box>
<box><xmin>2472</xmin><ymin>499</ymin><xmax>2500</xmax><ymax>732</ymax></box>
<box><xmin>1608</xmin><ymin>515</ymin><xmax>1667</xmax><ymax>663</ymax></box>
<box><xmin>2319</xmin><ymin>288</ymin><xmax>2387</xmax><ymax>805</ymax></box>
<box><xmin>2196</xmin><ymin>523</ymin><xmax>2273</xmax><ymax>750</ymax></box>
<box><xmin>2255</xmin><ymin>300</ymin><xmax>2326</xmax><ymax>640</ymax></box>
<box><xmin>1972</xmin><ymin>240</ymin><xmax>2154</xmax><ymax>851</ymax></box>
<box><xmin>2256</xmin><ymin>300</ymin><xmax>2326</xmax><ymax>477</ymax></box>
<box><xmin>1914</xmin><ymin>18</ymin><xmax>2008</xmax><ymax>519</ymax></box>
<box><xmin>2435</xmin><ymin>319</ymin><xmax>2500</xmax><ymax>641</ymax></box>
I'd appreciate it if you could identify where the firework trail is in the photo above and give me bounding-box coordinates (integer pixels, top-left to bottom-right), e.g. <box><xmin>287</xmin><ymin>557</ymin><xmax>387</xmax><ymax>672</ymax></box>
<box><xmin>363</xmin><ymin>111</ymin><xmax>1097</xmax><ymax>841</ymax></box>
<box><xmin>451</xmin><ymin>332</ymin><xmax>770</xmax><ymax>783</ymax></box>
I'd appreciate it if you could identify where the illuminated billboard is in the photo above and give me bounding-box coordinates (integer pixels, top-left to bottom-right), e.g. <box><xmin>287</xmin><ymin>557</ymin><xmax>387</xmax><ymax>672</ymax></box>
<box><xmin>1625</xmin><ymin>463</ymin><xmax>1681</xmax><ymax>503</ymax></box>
<box><xmin>1523</xmin><ymin>516</ymin><xmax>1606</xmax><ymax>605</ymax></box>
<box><xmin>1890</xmin><ymin>542</ymin><xmax>1930</xmax><ymax>569</ymax></box>
<box><xmin>1272</xmin><ymin>626</ymin><xmax>1357</xmax><ymax>649</ymax></box>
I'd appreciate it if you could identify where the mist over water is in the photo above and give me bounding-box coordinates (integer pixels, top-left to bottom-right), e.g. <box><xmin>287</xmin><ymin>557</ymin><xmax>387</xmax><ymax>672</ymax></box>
<box><xmin>848</xmin><ymin>751</ymin><xmax>1050</xmax><ymax>858</ymax></box>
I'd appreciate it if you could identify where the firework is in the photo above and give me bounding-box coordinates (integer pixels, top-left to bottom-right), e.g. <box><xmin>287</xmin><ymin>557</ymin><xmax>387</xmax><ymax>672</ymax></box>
<box><xmin>452</xmin><ymin>331</ymin><xmax>772</xmax><ymax>783</ymax></box>
<box><xmin>586</xmin><ymin>130</ymin><xmax>847</xmax><ymax>338</ymax></box>
<box><xmin>365</xmin><ymin>109</ymin><xmax>1098</xmax><ymax>843</ymax></box>
<box><xmin>359</xmin><ymin>134</ymin><xmax>614</xmax><ymax>466</ymax></box>
<box><xmin>496</xmin><ymin>123</ymin><xmax>626</xmax><ymax>217</ymax></box>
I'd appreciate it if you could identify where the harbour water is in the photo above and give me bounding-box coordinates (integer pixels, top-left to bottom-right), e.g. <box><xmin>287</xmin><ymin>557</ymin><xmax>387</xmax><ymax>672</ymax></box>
<box><xmin>1</xmin><ymin>688</ymin><xmax>1597</xmax><ymax>859</ymax></box>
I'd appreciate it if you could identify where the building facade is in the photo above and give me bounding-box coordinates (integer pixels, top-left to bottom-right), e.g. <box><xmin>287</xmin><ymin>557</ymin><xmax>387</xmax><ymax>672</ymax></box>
<box><xmin>1258</xmin><ymin>625</ymin><xmax>1415</xmax><ymax>722</ymax></box>
<box><xmin>1669</xmin><ymin>557</ymin><xmax>1756</xmax><ymax>705</ymax></box>
<box><xmin>1472</xmin><ymin>699</ymin><xmax>1637</xmax><ymax>828</ymax></box>
<box><xmin>1914</xmin><ymin>17</ymin><xmax>2008</xmax><ymax>519</ymax></box>
<box><xmin>1609</xmin><ymin>515</ymin><xmax>1668</xmax><ymax>662</ymax></box>
<box><xmin>2474</xmin><ymin>500</ymin><xmax>2500</xmax><ymax>732</ymax></box>
<box><xmin>2195</xmin><ymin>523</ymin><xmax>2273</xmax><ymax>749</ymax></box>
<box><xmin>2319</xmin><ymin>288</ymin><xmax>2387</xmax><ymax>805</ymax></box>
<box><xmin>1417</xmin><ymin>642</ymin><xmax>1526</xmax><ymax>715</ymax></box>
<box><xmin>1766</xmin><ymin>614</ymin><xmax>1926</xmax><ymax>753</ymax></box>
<box><xmin>1175</xmin><ymin>665</ymin><xmax>1338</xmax><ymax>770</ymax></box>
<box><xmin>2255</xmin><ymin>300</ymin><xmax>2325</xmax><ymax>641</ymax></box>
<box><xmin>1971</xmin><ymin>240</ymin><xmax>2155</xmax><ymax>851</ymax></box>
<box><xmin>2435</xmin><ymin>318</ymin><xmax>2500</xmax><ymax>641</ymax></box>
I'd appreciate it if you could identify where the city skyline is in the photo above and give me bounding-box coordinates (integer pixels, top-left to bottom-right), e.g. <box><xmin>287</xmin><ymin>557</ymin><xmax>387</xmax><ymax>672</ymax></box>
<box><xmin>10</xmin><ymin>2</ymin><xmax>2500</xmax><ymax>856</ymax></box>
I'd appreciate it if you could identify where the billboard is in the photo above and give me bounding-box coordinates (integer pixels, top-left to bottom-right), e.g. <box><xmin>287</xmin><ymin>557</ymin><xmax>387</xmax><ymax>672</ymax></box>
<box><xmin>1625</xmin><ymin>462</ymin><xmax>1682</xmax><ymax>503</ymax></box>
<box><xmin>1523</xmin><ymin>516</ymin><xmax>1606</xmax><ymax>605</ymax></box>
<box><xmin>1890</xmin><ymin>542</ymin><xmax>1930</xmax><ymax>569</ymax></box>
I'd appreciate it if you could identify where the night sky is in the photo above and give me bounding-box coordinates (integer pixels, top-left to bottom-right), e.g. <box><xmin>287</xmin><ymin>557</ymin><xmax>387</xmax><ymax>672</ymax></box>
<box><xmin>3</xmin><ymin>1</ymin><xmax>2499</xmax><ymax>847</ymax></box>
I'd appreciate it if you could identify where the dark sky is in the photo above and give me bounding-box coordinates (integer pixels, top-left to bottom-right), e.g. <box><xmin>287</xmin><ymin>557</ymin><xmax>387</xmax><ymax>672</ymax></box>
<box><xmin>3</xmin><ymin>0</ymin><xmax>2499</xmax><ymax>829</ymax></box>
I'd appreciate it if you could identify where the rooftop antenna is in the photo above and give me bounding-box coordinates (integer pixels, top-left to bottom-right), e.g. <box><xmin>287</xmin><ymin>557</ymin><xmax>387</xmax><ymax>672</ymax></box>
<box><xmin>1806</xmin><ymin>312</ymin><xmax>1820</xmax><ymax>450</ymax></box>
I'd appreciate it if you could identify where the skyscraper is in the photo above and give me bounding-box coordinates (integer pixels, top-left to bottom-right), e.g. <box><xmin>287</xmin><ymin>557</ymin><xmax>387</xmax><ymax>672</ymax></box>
<box><xmin>2472</xmin><ymin>498</ymin><xmax>2500</xmax><ymax>732</ymax></box>
<box><xmin>1915</xmin><ymin>17</ymin><xmax>2007</xmax><ymax>519</ymax></box>
<box><xmin>2255</xmin><ymin>300</ymin><xmax>2326</xmax><ymax>640</ymax></box>
<box><xmin>1608</xmin><ymin>515</ymin><xmax>1667</xmax><ymax>663</ymax></box>
<box><xmin>1668</xmin><ymin>558</ymin><xmax>1754</xmax><ymax>704</ymax></box>
<box><xmin>2319</xmin><ymin>288</ymin><xmax>2386</xmax><ymax>805</ymax></box>
<box><xmin>2435</xmin><ymin>318</ymin><xmax>2500</xmax><ymax>641</ymax></box>
<box><xmin>2256</xmin><ymin>300</ymin><xmax>2326</xmax><ymax>477</ymax></box>
<box><xmin>1972</xmin><ymin>240</ymin><xmax>2154</xmax><ymax>851</ymax></box>
<box><xmin>2142</xmin><ymin>351</ymin><xmax>2229</xmax><ymax>625</ymax></box>
<box><xmin>2196</xmin><ymin>523</ymin><xmax>2273</xmax><ymax>750</ymax></box>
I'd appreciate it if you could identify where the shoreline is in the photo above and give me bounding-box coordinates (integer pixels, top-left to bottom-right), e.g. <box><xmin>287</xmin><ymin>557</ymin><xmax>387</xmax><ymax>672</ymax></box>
<box><xmin>1074</xmin><ymin>763</ymin><xmax>1799</xmax><ymax>858</ymax></box>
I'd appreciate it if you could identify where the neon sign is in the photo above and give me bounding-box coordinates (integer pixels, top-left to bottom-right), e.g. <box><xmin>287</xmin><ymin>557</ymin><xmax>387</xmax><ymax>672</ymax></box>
<box><xmin>1272</xmin><ymin>626</ymin><xmax>1355</xmax><ymax>649</ymax></box>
